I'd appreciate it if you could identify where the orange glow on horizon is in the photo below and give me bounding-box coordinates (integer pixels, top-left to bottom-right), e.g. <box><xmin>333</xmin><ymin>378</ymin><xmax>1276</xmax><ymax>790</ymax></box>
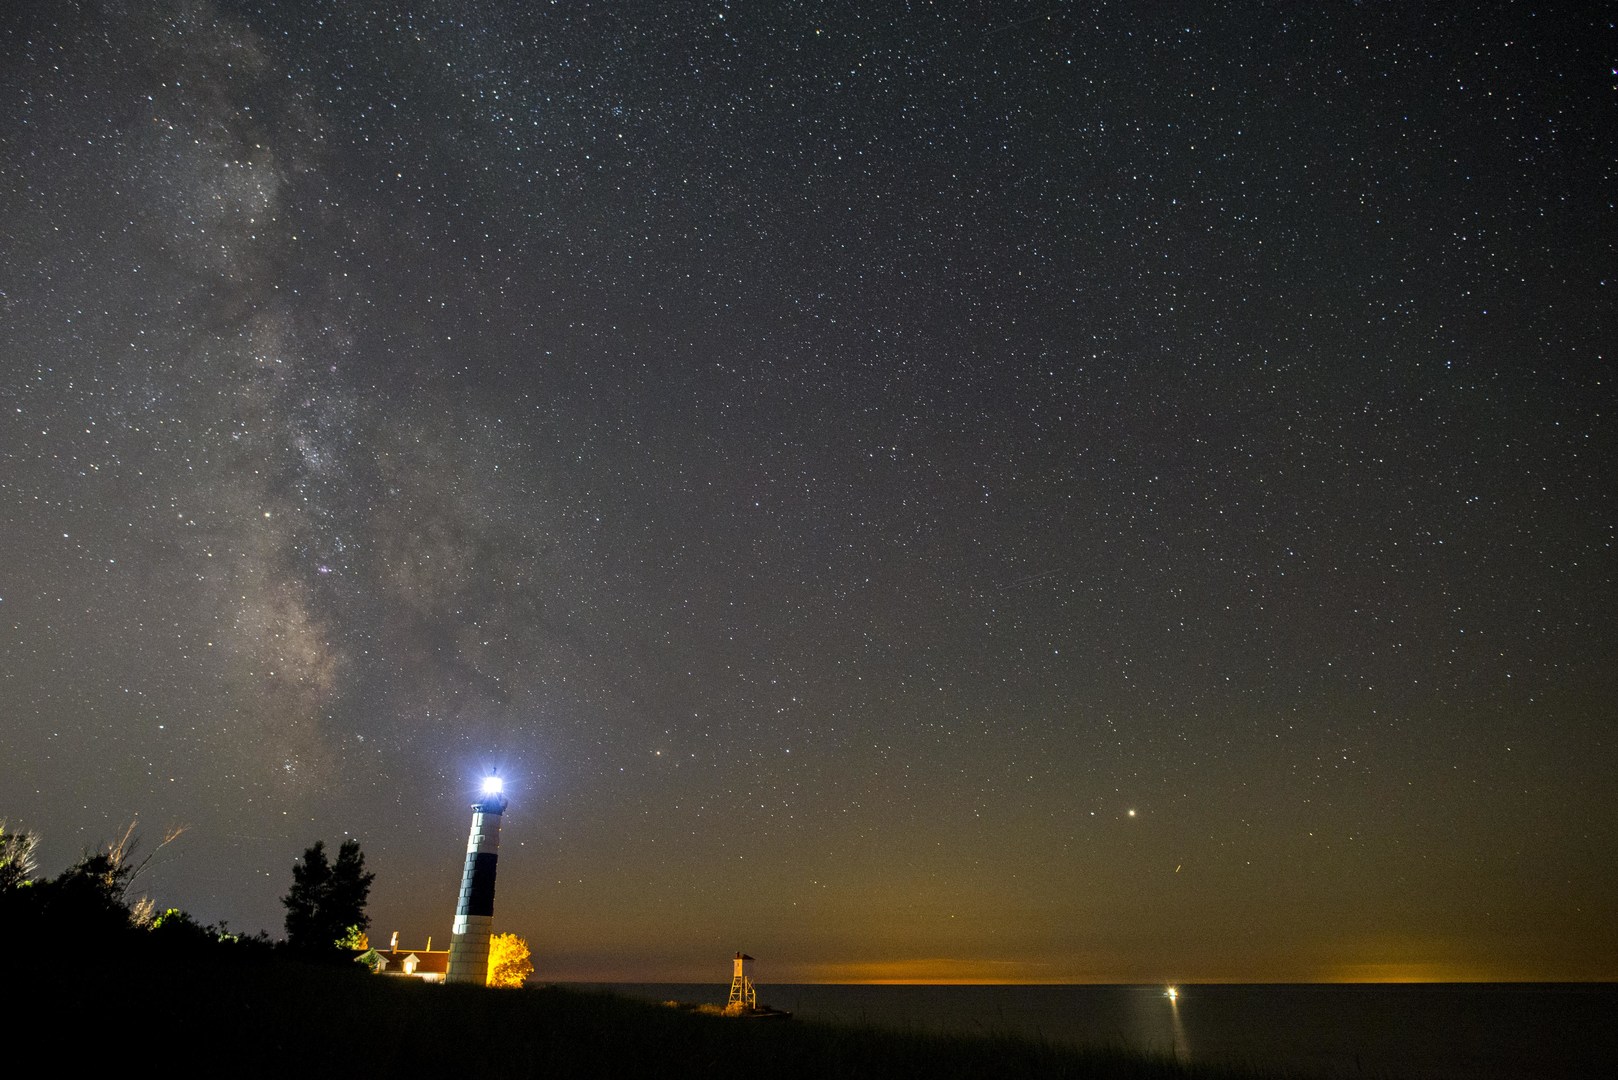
<box><xmin>779</xmin><ymin>954</ymin><xmax>1565</xmax><ymax>986</ymax></box>
<box><xmin>1323</xmin><ymin>960</ymin><xmax>1526</xmax><ymax>984</ymax></box>
<box><xmin>801</xmin><ymin>959</ymin><xmax>1071</xmax><ymax>985</ymax></box>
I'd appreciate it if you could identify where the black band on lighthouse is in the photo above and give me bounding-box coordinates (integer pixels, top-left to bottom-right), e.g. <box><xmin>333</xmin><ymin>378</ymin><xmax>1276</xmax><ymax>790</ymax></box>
<box><xmin>466</xmin><ymin>851</ymin><xmax>498</xmax><ymax>916</ymax></box>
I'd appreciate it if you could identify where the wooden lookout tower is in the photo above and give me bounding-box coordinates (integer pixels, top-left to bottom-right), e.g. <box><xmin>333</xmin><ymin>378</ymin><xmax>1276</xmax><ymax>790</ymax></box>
<box><xmin>726</xmin><ymin>952</ymin><xmax>758</xmax><ymax>1013</ymax></box>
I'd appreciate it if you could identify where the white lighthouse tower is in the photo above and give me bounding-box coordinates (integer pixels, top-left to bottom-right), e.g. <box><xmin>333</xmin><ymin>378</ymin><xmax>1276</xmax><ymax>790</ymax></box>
<box><xmin>446</xmin><ymin>774</ymin><xmax>508</xmax><ymax>985</ymax></box>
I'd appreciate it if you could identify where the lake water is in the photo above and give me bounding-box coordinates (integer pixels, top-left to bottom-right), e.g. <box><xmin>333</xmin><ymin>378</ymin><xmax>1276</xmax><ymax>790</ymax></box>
<box><xmin>578</xmin><ymin>982</ymin><xmax>1618</xmax><ymax>1079</ymax></box>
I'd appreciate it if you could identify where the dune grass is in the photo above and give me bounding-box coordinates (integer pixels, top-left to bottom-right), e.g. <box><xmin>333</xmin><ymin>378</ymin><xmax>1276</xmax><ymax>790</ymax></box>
<box><xmin>18</xmin><ymin>943</ymin><xmax>1315</xmax><ymax>1079</ymax></box>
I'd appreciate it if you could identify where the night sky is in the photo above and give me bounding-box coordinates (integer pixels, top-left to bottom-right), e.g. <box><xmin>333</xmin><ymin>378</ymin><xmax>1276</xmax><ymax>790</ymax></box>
<box><xmin>3</xmin><ymin>1</ymin><xmax>1614</xmax><ymax>984</ymax></box>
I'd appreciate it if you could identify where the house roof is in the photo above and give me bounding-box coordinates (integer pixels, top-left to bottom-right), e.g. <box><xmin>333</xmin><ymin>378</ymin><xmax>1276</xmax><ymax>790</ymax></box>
<box><xmin>374</xmin><ymin>948</ymin><xmax>450</xmax><ymax>974</ymax></box>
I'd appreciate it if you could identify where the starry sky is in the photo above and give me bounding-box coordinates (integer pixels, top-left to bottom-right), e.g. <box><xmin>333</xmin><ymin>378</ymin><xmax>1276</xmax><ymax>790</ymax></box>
<box><xmin>2</xmin><ymin>0</ymin><xmax>1614</xmax><ymax>984</ymax></box>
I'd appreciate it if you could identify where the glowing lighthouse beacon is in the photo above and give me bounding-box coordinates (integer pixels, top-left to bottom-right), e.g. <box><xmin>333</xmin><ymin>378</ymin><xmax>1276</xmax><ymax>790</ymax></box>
<box><xmin>446</xmin><ymin>773</ymin><xmax>508</xmax><ymax>985</ymax></box>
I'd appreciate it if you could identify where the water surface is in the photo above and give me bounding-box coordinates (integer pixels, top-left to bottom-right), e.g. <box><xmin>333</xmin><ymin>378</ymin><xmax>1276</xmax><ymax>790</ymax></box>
<box><xmin>580</xmin><ymin>981</ymin><xmax>1617</xmax><ymax>1079</ymax></box>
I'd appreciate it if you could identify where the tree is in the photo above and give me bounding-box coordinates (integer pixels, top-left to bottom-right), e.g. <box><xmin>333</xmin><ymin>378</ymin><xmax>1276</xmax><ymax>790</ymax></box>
<box><xmin>487</xmin><ymin>931</ymin><xmax>534</xmax><ymax>988</ymax></box>
<box><xmin>3</xmin><ymin>820</ymin><xmax>183</xmax><ymax>940</ymax></box>
<box><xmin>0</xmin><ymin>822</ymin><xmax>39</xmax><ymax>893</ymax></box>
<box><xmin>335</xmin><ymin>926</ymin><xmax>369</xmax><ymax>951</ymax></box>
<box><xmin>0</xmin><ymin>823</ymin><xmax>44</xmax><ymax>929</ymax></box>
<box><xmin>51</xmin><ymin>851</ymin><xmax>136</xmax><ymax>933</ymax></box>
<box><xmin>149</xmin><ymin>907</ymin><xmax>225</xmax><ymax>949</ymax></box>
<box><xmin>48</xmin><ymin>821</ymin><xmax>148</xmax><ymax>936</ymax></box>
<box><xmin>282</xmin><ymin>838</ymin><xmax>375</xmax><ymax>956</ymax></box>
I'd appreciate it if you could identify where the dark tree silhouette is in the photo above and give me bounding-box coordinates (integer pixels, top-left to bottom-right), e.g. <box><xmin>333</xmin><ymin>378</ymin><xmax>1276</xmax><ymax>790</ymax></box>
<box><xmin>282</xmin><ymin>838</ymin><xmax>375</xmax><ymax>956</ymax></box>
<box><xmin>48</xmin><ymin>851</ymin><xmax>137</xmax><ymax>936</ymax></box>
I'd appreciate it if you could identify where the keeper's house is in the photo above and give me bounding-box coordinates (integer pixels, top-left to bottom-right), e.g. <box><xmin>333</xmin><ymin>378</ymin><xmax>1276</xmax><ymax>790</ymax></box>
<box><xmin>370</xmin><ymin>933</ymin><xmax>449</xmax><ymax>982</ymax></box>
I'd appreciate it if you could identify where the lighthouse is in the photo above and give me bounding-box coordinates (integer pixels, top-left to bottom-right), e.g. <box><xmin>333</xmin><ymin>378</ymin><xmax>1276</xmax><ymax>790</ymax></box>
<box><xmin>446</xmin><ymin>774</ymin><xmax>508</xmax><ymax>985</ymax></box>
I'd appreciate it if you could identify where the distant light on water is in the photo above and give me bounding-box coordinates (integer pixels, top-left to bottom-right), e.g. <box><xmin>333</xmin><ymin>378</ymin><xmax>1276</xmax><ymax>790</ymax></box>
<box><xmin>1166</xmin><ymin>986</ymin><xmax>1179</xmax><ymax>1002</ymax></box>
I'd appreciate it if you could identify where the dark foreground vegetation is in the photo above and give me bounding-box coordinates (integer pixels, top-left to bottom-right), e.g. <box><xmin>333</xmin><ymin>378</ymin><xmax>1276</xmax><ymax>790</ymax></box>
<box><xmin>4</xmin><ymin>824</ymin><xmax>1314</xmax><ymax>1078</ymax></box>
<box><xmin>13</xmin><ymin>942</ymin><xmax>1321</xmax><ymax>1080</ymax></box>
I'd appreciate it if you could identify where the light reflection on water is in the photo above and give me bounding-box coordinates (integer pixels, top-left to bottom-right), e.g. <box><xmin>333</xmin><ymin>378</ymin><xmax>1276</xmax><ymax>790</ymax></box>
<box><xmin>584</xmin><ymin>982</ymin><xmax>1618</xmax><ymax>1080</ymax></box>
<box><xmin>1167</xmin><ymin>991</ymin><xmax>1190</xmax><ymax>1063</ymax></box>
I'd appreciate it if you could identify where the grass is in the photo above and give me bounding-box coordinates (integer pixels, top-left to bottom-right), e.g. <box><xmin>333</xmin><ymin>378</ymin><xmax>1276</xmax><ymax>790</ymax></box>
<box><xmin>16</xmin><ymin>942</ymin><xmax>1316</xmax><ymax>1079</ymax></box>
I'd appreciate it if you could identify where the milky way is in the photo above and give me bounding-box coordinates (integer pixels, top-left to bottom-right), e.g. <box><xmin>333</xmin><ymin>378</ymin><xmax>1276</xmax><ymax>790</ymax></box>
<box><xmin>2</xmin><ymin>1</ymin><xmax>1613</xmax><ymax>982</ymax></box>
